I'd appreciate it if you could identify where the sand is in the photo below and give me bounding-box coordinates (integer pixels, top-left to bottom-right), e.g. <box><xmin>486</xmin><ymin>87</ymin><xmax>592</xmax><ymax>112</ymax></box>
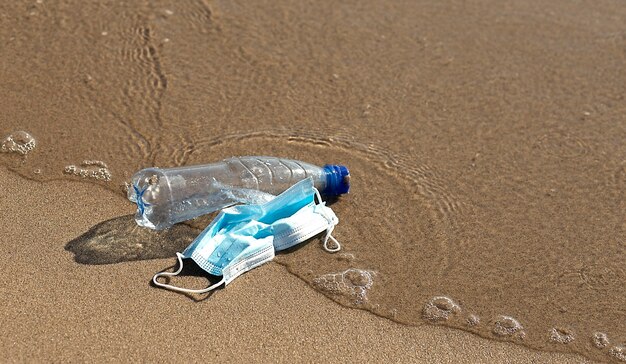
<box><xmin>0</xmin><ymin>168</ymin><xmax>593</xmax><ymax>363</ymax></box>
<box><xmin>0</xmin><ymin>0</ymin><xmax>624</xmax><ymax>362</ymax></box>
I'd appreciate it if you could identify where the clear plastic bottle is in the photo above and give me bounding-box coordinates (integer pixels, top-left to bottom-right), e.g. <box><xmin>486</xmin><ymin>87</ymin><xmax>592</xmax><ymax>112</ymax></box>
<box><xmin>128</xmin><ymin>156</ymin><xmax>350</xmax><ymax>230</ymax></box>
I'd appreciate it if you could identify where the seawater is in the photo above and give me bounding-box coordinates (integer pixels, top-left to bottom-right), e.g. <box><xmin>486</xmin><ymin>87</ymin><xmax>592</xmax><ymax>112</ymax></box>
<box><xmin>5</xmin><ymin>128</ymin><xmax>623</xmax><ymax>362</ymax></box>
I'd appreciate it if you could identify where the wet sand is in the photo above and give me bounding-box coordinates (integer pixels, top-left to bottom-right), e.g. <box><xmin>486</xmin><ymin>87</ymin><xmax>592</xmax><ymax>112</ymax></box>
<box><xmin>0</xmin><ymin>168</ymin><xmax>593</xmax><ymax>363</ymax></box>
<box><xmin>1</xmin><ymin>0</ymin><xmax>625</xmax><ymax>362</ymax></box>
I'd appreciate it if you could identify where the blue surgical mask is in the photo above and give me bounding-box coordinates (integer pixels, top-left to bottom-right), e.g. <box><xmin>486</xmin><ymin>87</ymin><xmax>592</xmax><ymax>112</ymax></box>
<box><xmin>152</xmin><ymin>178</ymin><xmax>340</xmax><ymax>294</ymax></box>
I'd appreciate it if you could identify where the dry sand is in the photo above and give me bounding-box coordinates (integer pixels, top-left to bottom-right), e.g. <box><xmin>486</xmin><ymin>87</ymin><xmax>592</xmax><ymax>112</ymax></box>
<box><xmin>0</xmin><ymin>168</ymin><xmax>592</xmax><ymax>363</ymax></box>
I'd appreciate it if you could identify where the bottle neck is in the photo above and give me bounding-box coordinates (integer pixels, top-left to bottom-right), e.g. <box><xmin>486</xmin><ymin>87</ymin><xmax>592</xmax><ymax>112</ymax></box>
<box><xmin>322</xmin><ymin>165</ymin><xmax>350</xmax><ymax>195</ymax></box>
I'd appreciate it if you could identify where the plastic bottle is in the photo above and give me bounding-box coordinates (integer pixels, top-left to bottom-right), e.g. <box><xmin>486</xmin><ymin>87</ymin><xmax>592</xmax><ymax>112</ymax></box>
<box><xmin>128</xmin><ymin>156</ymin><xmax>350</xmax><ymax>230</ymax></box>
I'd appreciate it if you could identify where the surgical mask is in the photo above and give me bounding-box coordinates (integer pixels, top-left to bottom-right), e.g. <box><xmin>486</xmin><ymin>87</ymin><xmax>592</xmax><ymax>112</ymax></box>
<box><xmin>152</xmin><ymin>178</ymin><xmax>341</xmax><ymax>294</ymax></box>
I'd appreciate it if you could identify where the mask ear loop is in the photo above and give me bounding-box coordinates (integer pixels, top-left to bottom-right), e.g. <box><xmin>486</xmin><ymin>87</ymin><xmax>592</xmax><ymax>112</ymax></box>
<box><xmin>152</xmin><ymin>252</ymin><xmax>225</xmax><ymax>294</ymax></box>
<box><xmin>323</xmin><ymin>225</ymin><xmax>341</xmax><ymax>253</ymax></box>
<box><xmin>312</xmin><ymin>187</ymin><xmax>342</xmax><ymax>253</ymax></box>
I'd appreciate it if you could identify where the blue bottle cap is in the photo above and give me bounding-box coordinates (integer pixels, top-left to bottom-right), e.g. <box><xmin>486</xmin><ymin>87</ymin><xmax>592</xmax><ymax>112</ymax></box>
<box><xmin>322</xmin><ymin>164</ymin><xmax>350</xmax><ymax>195</ymax></box>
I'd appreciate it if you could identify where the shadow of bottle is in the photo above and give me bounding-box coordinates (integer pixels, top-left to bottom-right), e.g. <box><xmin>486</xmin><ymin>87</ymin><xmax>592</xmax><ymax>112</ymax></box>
<box><xmin>65</xmin><ymin>214</ymin><xmax>201</xmax><ymax>265</ymax></box>
<box><xmin>65</xmin><ymin>212</ymin><xmax>333</xmax><ymax>300</ymax></box>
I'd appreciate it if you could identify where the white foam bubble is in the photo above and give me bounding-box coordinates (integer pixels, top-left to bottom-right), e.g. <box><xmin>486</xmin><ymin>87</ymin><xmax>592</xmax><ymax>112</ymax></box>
<box><xmin>422</xmin><ymin>296</ymin><xmax>461</xmax><ymax>322</ymax></box>
<box><xmin>592</xmin><ymin>332</ymin><xmax>610</xmax><ymax>349</ymax></box>
<box><xmin>550</xmin><ymin>327</ymin><xmax>575</xmax><ymax>344</ymax></box>
<box><xmin>1</xmin><ymin>131</ymin><xmax>36</xmax><ymax>155</ymax></box>
<box><xmin>64</xmin><ymin>160</ymin><xmax>111</xmax><ymax>181</ymax></box>
<box><xmin>466</xmin><ymin>314</ymin><xmax>480</xmax><ymax>327</ymax></box>
<box><xmin>610</xmin><ymin>346</ymin><xmax>626</xmax><ymax>362</ymax></box>
<box><xmin>312</xmin><ymin>268</ymin><xmax>374</xmax><ymax>304</ymax></box>
<box><xmin>492</xmin><ymin>315</ymin><xmax>525</xmax><ymax>338</ymax></box>
<box><xmin>82</xmin><ymin>160</ymin><xmax>109</xmax><ymax>168</ymax></box>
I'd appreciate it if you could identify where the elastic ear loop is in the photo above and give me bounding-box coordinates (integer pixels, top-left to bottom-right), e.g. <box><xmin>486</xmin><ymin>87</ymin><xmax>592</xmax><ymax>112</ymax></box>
<box><xmin>323</xmin><ymin>225</ymin><xmax>341</xmax><ymax>253</ymax></box>
<box><xmin>312</xmin><ymin>187</ymin><xmax>341</xmax><ymax>253</ymax></box>
<box><xmin>152</xmin><ymin>252</ymin><xmax>225</xmax><ymax>294</ymax></box>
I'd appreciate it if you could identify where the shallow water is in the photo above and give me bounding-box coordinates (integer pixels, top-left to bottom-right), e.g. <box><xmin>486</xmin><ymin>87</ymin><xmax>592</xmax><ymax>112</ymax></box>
<box><xmin>1</xmin><ymin>0</ymin><xmax>625</xmax><ymax>362</ymax></box>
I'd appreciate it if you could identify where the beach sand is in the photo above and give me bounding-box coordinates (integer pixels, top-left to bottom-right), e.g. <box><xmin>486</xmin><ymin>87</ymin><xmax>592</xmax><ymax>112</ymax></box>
<box><xmin>1</xmin><ymin>0</ymin><xmax>624</xmax><ymax>362</ymax></box>
<box><xmin>0</xmin><ymin>168</ymin><xmax>593</xmax><ymax>363</ymax></box>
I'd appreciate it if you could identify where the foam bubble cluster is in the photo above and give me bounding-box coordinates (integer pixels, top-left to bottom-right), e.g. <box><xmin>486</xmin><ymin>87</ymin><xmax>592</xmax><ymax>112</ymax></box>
<box><xmin>609</xmin><ymin>346</ymin><xmax>626</xmax><ymax>362</ymax></box>
<box><xmin>592</xmin><ymin>332</ymin><xmax>610</xmax><ymax>349</ymax></box>
<box><xmin>64</xmin><ymin>160</ymin><xmax>111</xmax><ymax>181</ymax></box>
<box><xmin>492</xmin><ymin>315</ymin><xmax>525</xmax><ymax>338</ymax></box>
<box><xmin>466</xmin><ymin>314</ymin><xmax>480</xmax><ymax>327</ymax></box>
<box><xmin>422</xmin><ymin>296</ymin><xmax>461</xmax><ymax>322</ymax></box>
<box><xmin>550</xmin><ymin>327</ymin><xmax>575</xmax><ymax>344</ymax></box>
<box><xmin>312</xmin><ymin>268</ymin><xmax>374</xmax><ymax>304</ymax></box>
<box><xmin>1</xmin><ymin>131</ymin><xmax>36</xmax><ymax>155</ymax></box>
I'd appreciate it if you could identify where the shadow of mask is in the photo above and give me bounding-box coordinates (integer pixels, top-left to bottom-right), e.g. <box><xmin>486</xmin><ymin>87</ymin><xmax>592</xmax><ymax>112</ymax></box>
<box><xmin>65</xmin><ymin>214</ymin><xmax>201</xmax><ymax>265</ymax></box>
